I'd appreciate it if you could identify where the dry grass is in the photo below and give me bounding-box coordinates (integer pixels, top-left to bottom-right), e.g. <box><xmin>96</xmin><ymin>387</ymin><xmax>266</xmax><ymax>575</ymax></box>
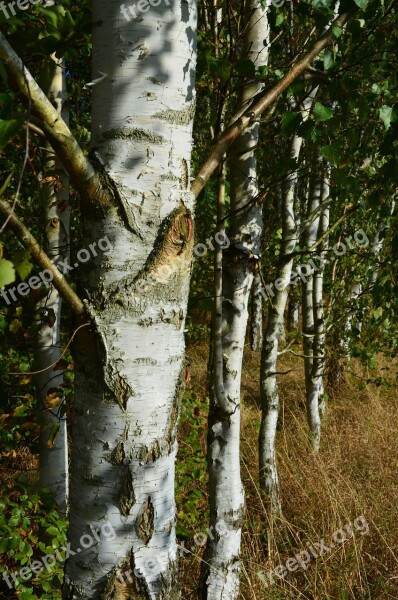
<box><xmin>180</xmin><ymin>340</ymin><xmax>398</xmax><ymax>599</ymax></box>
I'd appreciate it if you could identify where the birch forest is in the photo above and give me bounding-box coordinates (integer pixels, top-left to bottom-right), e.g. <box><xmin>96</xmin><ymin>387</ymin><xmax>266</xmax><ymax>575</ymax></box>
<box><xmin>0</xmin><ymin>0</ymin><xmax>397</xmax><ymax>599</ymax></box>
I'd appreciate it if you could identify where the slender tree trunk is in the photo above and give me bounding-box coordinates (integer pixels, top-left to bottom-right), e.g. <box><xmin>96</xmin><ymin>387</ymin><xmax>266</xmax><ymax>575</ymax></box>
<box><xmin>34</xmin><ymin>54</ymin><xmax>69</xmax><ymax>514</ymax></box>
<box><xmin>63</xmin><ymin>2</ymin><xmax>197</xmax><ymax>598</ymax></box>
<box><xmin>250</xmin><ymin>272</ymin><xmax>263</xmax><ymax>350</ymax></box>
<box><xmin>302</xmin><ymin>152</ymin><xmax>324</xmax><ymax>452</ymax></box>
<box><xmin>200</xmin><ymin>2</ymin><xmax>270</xmax><ymax>598</ymax></box>
<box><xmin>310</xmin><ymin>175</ymin><xmax>329</xmax><ymax>419</ymax></box>
<box><xmin>259</xmin><ymin>135</ymin><xmax>303</xmax><ymax>514</ymax></box>
<box><xmin>258</xmin><ymin>90</ymin><xmax>316</xmax><ymax>513</ymax></box>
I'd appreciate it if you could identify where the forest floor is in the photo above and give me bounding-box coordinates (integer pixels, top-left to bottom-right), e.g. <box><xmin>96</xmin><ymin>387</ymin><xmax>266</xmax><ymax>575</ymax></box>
<box><xmin>178</xmin><ymin>336</ymin><xmax>398</xmax><ymax>600</ymax></box>
<box><xmin>1</xmin><ymin>335</ymin><xmax>397</xmax><ymax>599</ymax></box>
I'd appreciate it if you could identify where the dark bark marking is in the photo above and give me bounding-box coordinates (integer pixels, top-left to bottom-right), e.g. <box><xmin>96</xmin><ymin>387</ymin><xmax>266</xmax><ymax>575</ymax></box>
<box><xmin>115</xmin><ymin>374</ymin><xmax>134</xmax><ymax>411</ymax></box>
<box><xmin>109</xmin><ymin>441</ymin><xmax>125</xmax><ymax>466</ymax></box>
<box><xmin>118</xmin><ymin>470</ymin><xmax>135</xmax><ymax>517</ymax></box>
<box><xmin>136</xmin><ymin>497</ymin><xmax>154</xmax><ymax>545</ymax></box>
<box><xmin>102</xmin><ymin>127</ymin><xmax>164</xmax><ymax>145</ymax></box>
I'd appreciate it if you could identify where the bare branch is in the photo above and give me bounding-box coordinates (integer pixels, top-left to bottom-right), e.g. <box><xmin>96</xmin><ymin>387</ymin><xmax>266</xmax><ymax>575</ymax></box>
<box><xmin>0</xmin><ymin>198</ymin><xmax>85</xmax><ymax>318</ymax></box>
<box><xmin>191</xmin><ymin>11</ymin><xmax>356</xmax><ymax>198</ymax></box>
<box><xmin>0</xmin><ymin>31</ymin><xmax>110</xmax><ymax>207</ymax></box>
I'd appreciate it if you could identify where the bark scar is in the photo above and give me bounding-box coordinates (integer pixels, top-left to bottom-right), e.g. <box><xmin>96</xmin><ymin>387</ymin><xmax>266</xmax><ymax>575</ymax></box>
<box><xmin>136</xmin><ymin>497</ymin><xmax>155</xmax><ymax>545</ymax></box>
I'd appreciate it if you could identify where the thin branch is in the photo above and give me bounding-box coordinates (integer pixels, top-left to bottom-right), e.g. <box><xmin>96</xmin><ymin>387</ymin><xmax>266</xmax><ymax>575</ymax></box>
<box><xmin>0</xmin><ymin>31</ymin><xmax>109</xmax><ymax>207</ymax></box>
<box><xmin>0</xmin><ymin>198</ymin><xmax>85</xmax><ymax>317</ymax></box>
<box><xmin>191</xmin><ymin>10</ymin><xmax>356</xmax><ymax>198</ymax></box>
<box><xmin>8</xmin><ymin>323</ymin><xmax>89</xmax><ymax>376</ymax></box>
<box><xmin>0</xmin><ymin>69</ymin><xmax>31</xmax><ymax>233</ymax></box>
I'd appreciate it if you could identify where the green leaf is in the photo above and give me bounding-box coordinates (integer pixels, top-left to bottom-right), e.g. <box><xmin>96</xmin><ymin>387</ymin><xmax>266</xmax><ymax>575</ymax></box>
<box><xmin>281</xmin><ymin>111</ymin><xmax>302</xmax><ymax>135</ymax></box>
<box><xmin>46</xmin><ymin>525</ymin><xmax>60</xmax><ymax>536</ymax></box>
<box><xmin>47</xmin><ymin>423</ymin><xmax>60</xmax><ymax>449</ymax></box>
<box><xmin>19</xmin><ymin>591</ymin><xmax>36</xmax><ymax>600</ymax></box>
<box><xmin>314</xmin><ymin>102</ymin><xmax>333</xmax><ymax>122</ymax></box>
<box><xmin>379</xmin><ymin>105</ymin><xmax>392</xmax><ymax>130</ymax></box>
<box><xmin>321</xmin><ymin>143</ymin><xmax>341</xmax><ymax>167</ymax></box>
<box><xmin>206</xmin><ymin>56</ymin><xmax>231</xmax><ymax>84</ymax></box>
<box><xmin>0</xmin><ymin>171</ymin><xmax>13</xmax><ymax>196</ymax></box>
<box><xmin>13</xmin><ymin>251</ymin><xmax>33</xmax><ymax>281</ymax></box>
<box><xmin>0</xmin><ymin>258</ymin><xmax>16</xmax><ymax>287</ymax></box>
<box><xmin>323</xmin><ymin>50</ymin><xmax>336</xmax><ymax>71</ymax></box>
<box><xmin>0</xmin><ymin>119</ymin><xmax>22</xmax><ymax>151</ymax></box>
<box><xmin>332</xmin><ymin>26</ymin><xmax>342</xmax><ymax>38</ymax></box>
<box><xmin>35</xmin><ymin>6</ymin><xmax>59</xmax><ymax>29</ymax></box>
<box><xmin>353</xmin><ymin>0</ymin><xmax>368</xmax><ymax>8</ymax></box>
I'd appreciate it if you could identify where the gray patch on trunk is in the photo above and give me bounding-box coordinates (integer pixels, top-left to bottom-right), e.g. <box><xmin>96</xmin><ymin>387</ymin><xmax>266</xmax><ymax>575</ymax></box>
<box><xmin>136</xmin><ymin>497</ymin><xmax>154</xmax><ymax>545</ymax></box>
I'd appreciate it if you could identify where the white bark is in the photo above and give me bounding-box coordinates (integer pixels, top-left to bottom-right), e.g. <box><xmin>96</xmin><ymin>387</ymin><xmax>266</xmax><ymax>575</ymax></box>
<box><xmin>258</xmin><ymin>90</ymin><xmax>317</xmax><ymax>512</ymax></box>
<box><xmin>250</xmin><ymin>272</ymin><xmax>263</xmax><ymax>351</ymax></box>
<box><xmin>258</xmin><ymin>134</ymin><xmax>305</xmax><ymax>514</ymax></box>
<box><xmin>63</xmin><ymin>2</ymin><xmax>197</xmax><ymax>598</ymax></box>
<box><xmin>310</xmin><ymin>175</ymin><xmax>329</xmax><ymax>419</ymax></box>
<box><xmin>200</xmin><ymin>2</ymin><xmax>270</xmax><ymax>598</ymax></box>
<box><xmin>34</xmin><ymin>55</ymin><xmax>69</xmax><ymax>515</ymax></box>
<box><xmin>302</xmin><ymin>151</ymin><xmax>324</xmax><ymax>452</ymax></box>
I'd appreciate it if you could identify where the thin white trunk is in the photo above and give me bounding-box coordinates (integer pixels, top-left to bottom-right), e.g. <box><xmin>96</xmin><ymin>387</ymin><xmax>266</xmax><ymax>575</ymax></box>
<box><xmin>310</xmin><ymin>175</ymin><xmax>329</xmax><ymax>419</ymax></box>
<box><xmin>63</xmin><ymin>2</ymin><xmax>197</xmax><ymax>598</ymax></box>
<box><xmin>258</xmin><ymin>90</ymin><xmax>316</xmax><ymax>512</ymax></box>
<box><xmin>258</xmin><ymin>132</ymin><xmax>303</xmax><ymax>515</ymax></box>
<box><xmin>34</xmin><ymin>55</ymin><xmax>69</xmax><ymax>514</ymax></box>
<box><xmin>250</xmin><ymin>272</ymin><xmax>263</xmax><ymax>351</ymax></box>
<box><xmin>201</xmin><ymin>2</ymin><xmax>270</xmax><ymax>598</ymax></box>
<box><xmin>302</xmin><ymin>152</ymin><xmax>324</xmax><ymax>452</ymax></box>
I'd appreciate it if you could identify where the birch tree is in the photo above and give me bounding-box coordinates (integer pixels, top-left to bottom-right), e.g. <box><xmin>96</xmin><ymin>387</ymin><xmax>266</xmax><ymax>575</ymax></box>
<box><xmin>301</xmin><ymin>151</ymin><xmax>328</xmax><ymax>452</ymax></box>
<box><xmin>200</xmin><ymin>1</ymin><xmax>271</xmax><ymax>597</ymax></box>
<box><xmin>258</xmin><ymin>89</ymin><xmax>317</xmax><ymax>513</ymax></box>
<box><xmin>34</xmin><ymin>54</ymin><xmax>70</xmax><ymax>515</ymax></box>
<box><xmin>0</xmin><ymin>0</ymin><xmax>197</xmax><ymax>594</ymax></box>
<box><xmin>0</xmin><ymin>4</ymin><xmax>357</xmax><ymax>597</ymax></box>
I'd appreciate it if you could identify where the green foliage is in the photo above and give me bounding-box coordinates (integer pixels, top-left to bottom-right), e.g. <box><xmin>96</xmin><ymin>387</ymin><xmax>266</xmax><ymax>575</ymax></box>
<box><xmin>176</xmin><ymin>391</ymin><xmax>208</xmax><ymax>538</ymax></box>
<box><xmin>0</xmin><ymin>118</ymin><xmax>22</xmax><ymax>151</ymax></box>
<box><xmin>0</xmin><ymin>257</ymin><xmax>15</xmax><ymax>287</ymax></box>
<box><xmin>0</xmin><ymin>479</ymin><xmax>67</xmax><ymax>599</ymax></box>
<box><xmin>313</xmin><ymin>102</ymin><xmax>333</xmax><ymax>122</ymax></box>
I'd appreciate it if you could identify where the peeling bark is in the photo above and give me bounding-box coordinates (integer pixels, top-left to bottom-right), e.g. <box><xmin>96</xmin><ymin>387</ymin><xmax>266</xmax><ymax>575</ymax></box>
<box><xmin>250</xmin><ymin>273</ymin><xmax>263</xmax><ymax>351</ymax></box>
<box><xmin>34</xmin><ymin>54</ymin><xmax>70</xmax><ymax>515</ymax></box>
<box><xmin>259</xmin><ymin>90</ymin><xmax>317</xmax><ymax>513</ymax></box>
<box><xmin>200</xmin><ymin>2</ymin><xmax>270</xmax><ymax>598</ymax></box>
<box><xmin>63</xmin><ymin>1</ymin><xmax>197</xmax><ymax>598</ymax></box>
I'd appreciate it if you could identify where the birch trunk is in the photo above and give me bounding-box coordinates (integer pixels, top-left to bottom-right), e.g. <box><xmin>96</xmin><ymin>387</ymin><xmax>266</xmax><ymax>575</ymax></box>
<box><xmin>200</xmin><ymin>2</ymin><xmax>270</xmax><ymax>598</ymax></box>
<box><xmin>258</xmin><ymin>133</ymin><xmax>303</xmax><ymax>515</ymax></box>
<box><xmin>258</xmin><ymin>90</ymin><xmax>317</xmax><ymax>513</ymax></box>
<box><xmin>302</xmin><ymin>153</ymin><xmax>324</xmax><ymax>452</ymax></box>
<box><xmin>63</xmin><ymin>2</ymin><xmax>197</xmax><ymax>598</ymax></box>
<box><xmin>310</xmin><ymin>176</ymin><xmax>329</xmax><ymax>419</ymax></box>
<box><xmin>250</xmin><ymin>272</ymin><xmax>263</xmax><ymax>351</ymax></box>
<box><xmin>34</xmin><ymin>55</ymin><xmax>69</xmax><ymax>514</ymax></box>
